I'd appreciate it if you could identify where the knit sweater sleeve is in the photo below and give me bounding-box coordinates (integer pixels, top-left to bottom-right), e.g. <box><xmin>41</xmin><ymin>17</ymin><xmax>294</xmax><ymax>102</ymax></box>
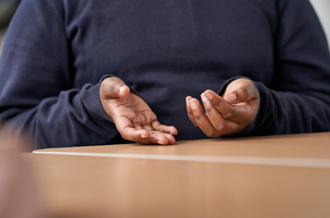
<box><xmin>220</xmin><ymin>0</ymin><xmax>330</xmax><ymax>137</ymax></box>
<box><xmin>0</xmin><ymin>0</ymin><xmax>119</xmax><ymax>148</ymax></box>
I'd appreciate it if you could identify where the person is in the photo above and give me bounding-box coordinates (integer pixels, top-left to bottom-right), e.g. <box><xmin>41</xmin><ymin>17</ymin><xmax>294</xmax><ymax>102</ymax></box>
<box><xmin>0</xmin><ymin>0</ymin><xmax>330</xmax><ymax>149</ymax></box>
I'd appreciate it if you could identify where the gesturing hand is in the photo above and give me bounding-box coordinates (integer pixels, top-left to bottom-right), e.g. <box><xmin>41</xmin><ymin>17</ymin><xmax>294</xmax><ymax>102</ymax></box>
<box><xmin>186</xmin><ymin>78</ymin><xmax>259</xmax><ymax>137</ymax></box>
<box><xmin>100</xmin><ymin>77</ymin><xmax>178</xmax><ymax>145</ymax></box>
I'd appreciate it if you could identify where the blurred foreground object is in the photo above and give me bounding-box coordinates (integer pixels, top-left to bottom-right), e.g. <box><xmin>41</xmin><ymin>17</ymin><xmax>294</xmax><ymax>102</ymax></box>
<box><xmin>0</xmin><ymin>0</ymin><xmax>20</xmax><ymax>28</ymax></box>
<box><xmin>0</xmin><ymin>130</ymin><xmax>44</xmax><ymax>218</ymax></box>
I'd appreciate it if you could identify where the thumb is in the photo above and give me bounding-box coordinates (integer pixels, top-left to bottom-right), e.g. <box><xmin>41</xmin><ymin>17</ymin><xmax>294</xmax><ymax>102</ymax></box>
<box><xmin>225</xmin><ymin>79</ymin><xmax>258</xmax><ymax>104</ymax></box>
<box><xmin>100</xmin><ymin>77</ymin><xmax>130</xmax><ymax>99</ymax></box>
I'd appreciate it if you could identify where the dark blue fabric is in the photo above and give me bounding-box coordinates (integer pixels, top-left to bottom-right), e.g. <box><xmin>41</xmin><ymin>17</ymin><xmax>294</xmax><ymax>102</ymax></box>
<box><xmin>0</xmin><ymin>0</ymin><xmax>330</xmax><ymax>148</ymax></box>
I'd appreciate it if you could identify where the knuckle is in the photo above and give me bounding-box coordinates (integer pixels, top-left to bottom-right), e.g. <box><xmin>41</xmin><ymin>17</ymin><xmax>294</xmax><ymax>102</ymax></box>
<box><xmin>225</xmin><ymin>109</ymin><xmax>236</xmax><ymax>119</ymax></box>
<box><xmin>205</xmin><ymin>107</ymin><xmax>211</xmax><ymax>114</ymax></box>
<box><xmin>215</xmin><ymin>123</ymin><xmax>226</xmax><ymax>132</ymax></box>
<box><xmin>240</xmin><ymin>87</ymin><xmax>250</xmax><ymax>98</ymax></box>
<box><xmin>188</xmin><ymin>111</ymin><xmax>194</xmax><ymax>117</ymax></box>
<box><xmin>205</xmin><ymin>129</ymin><xmax>215</xmax><ymax>137</ymax></box>
<box><xmin>194</xmin><ymin>114</ymin><xmax>201</xmax><ymax>120</ymax></box>
<box><xmin>107</xmin><ymin>82</ymin><xmax>117</xmax><ymax>93</ymax></box>
<box><xmin>193</xmin><ymin>110</ymin><xmax>202</xmax><ymax>120</ymax></box>
<box><xmin>213</xmin><ymin>99</ymin><xmax>220</xmax><ymax>108</ymax></box>
<box><xmin>159</xmin><ymin>125</ymin><xmax>166</xmax><ymax>132</ymax></box>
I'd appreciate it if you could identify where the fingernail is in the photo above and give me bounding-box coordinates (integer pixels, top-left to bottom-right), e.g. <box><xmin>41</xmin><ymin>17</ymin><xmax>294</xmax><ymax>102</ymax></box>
<box><xmin>228</xmin><ymin>94</ymin><xmax>237</xmax><ymax>103</ymax></box>
<box><xmin>201</xmin><ymin>95</ymin><xmax>211</xmax><ymax>109</ymax></box>
<box><xmin>204</xmin><ymin>92</ymin><xmax>213</xmax><ymax>100</ymax></box>
<box><xmin>119</xmin><ymin>86</ymin><xmax>126</xmax><ymax>95</ymax></box>
<box><xmin>190</xmin><ymin>100</ymin><xmax>198</xmax><ymax>110</ymax></box>
<box><xmin>141</xmin><ymin>134</ymin><xmax>148</xmax><ymax>138</ymax></box>
<box><xmin>201</xmin><ymin>95</ymin><xmax>207</xmax><ymax>102</ymax></box>
<box><xmin>170</xmin><ymin>128</ymin><xmax>178</xmax><ymax>135</ymax></box>
<box><xmin>157</xmin><ymin>140</ymin><xmax>165</xmax><ymax>145</ymax></box>
<box><xmin>186</xmin><ymin>97</ymin><xmax>191</xmax><ymax>106</ymax></box>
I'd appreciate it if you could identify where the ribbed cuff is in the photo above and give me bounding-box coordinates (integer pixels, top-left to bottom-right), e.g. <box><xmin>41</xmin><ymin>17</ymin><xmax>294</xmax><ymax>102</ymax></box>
<box><xmin>81</xmin><ymin>83</ymin><xmax>117</xmax><ymax>133</ymax></box>
<box><xmin>81</xmin><ymin>75</ymin><xmax>143</xmax><ymax>133</ymax></box>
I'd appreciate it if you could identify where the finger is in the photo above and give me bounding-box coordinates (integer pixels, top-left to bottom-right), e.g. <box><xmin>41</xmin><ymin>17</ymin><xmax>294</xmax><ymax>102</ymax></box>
<box><xmin>101</xmin><ymin>77</ymin><xmax>130</xmax><ymax>99</ymax></box>
<box><xmin>150</xmin><ymin>131</ymin><xmax>176</xmax><ymax>145</ymax></box>
<box><xmin>141</xmin><ymin>123</ymin><xmax>173</xmax><ymax>144</ymax></box>
<box><xmin>186</xmin><ymin>96</ymin><xmax>199</xmax><ymax>127</ymax></box>
<box><xmin>142</xmin><ymin>124</ymin><xmax>153</xmax><ymax>132</ymax></box>
<box><xmin>203</xmin><ymin>91</ymin><xmax>257</xmax><ymax>124</ymax></box>
<box><xmin>152</xmin><ymin>121</ymin><xmax>178</xmax><ymax>135</ymax></box>
<box><xmin>114</xmin><ymin>116</ymin><xmax>150</xmax><ymax>140</ymax></box>
<box><xmin>225</xmin><ymin>80</ymin><xmax>259</xmax><ymax>104</ymax></box>
<box><xmin>123</xmin><ymin>126</ymin><xmax>151</xmax><ymax>141</ymax></box>
<box><xmin>133</xmin><ymin>123</ymin><xmax>143</xmax><ymax>130</ymax></box>
<box><xmin>203</xmin><ymin>91</ymin><xmax>239</xmax><ymax>121</ymax></box>
<box><xmin>136</xmin><ymin>133</ymin><xmax>169</xmax><ymax>145</ymax></box>
<box><xmin>201</xmin><ymin>94</ymin><xmax>241</xmax><ymax>135</ymax></box>
<box><xmin>189</xmin><ymin>98</ymin><xmax>220</xmax><ymax>137</ymax></box>
<box><xmin>163</xmin><ymin>133</ymin><xmax>176</xmax><ymax>145</ymax></box>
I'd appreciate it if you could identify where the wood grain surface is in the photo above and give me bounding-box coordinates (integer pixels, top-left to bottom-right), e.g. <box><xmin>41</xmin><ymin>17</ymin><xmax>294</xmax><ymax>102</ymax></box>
<box><xmin>26</xmin><ymin>132</ymin><xmax>330</xmax><ymax>218</ymax></box>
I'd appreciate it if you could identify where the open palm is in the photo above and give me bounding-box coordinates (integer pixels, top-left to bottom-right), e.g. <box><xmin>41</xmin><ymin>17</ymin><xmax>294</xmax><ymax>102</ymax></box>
<box><xmin>100</xmin><ymin>77</ymin><xmax>177</xmax><ymax>145</ymax></box>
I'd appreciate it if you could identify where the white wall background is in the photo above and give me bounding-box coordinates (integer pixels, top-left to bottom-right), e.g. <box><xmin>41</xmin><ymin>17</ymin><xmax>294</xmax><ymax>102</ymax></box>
<box><xmin>0</xmin><ymin>29</ymin><xmax>6</xmax><ymax>59</ymax></box>
<box><xmin>310</xmin><ymin>0</ymin><xmax>330</xmax><ymax>50</ymax></box>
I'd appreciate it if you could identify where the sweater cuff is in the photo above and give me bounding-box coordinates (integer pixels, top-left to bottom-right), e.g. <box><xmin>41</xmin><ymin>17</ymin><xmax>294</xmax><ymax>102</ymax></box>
<box><xmin>81</xmin><ymin>75</ymin><xmax>142</xmax><ymax>133</ymax></box>
<box><xmin>81</xmin><ymin>83</ymin><xmax>117</xmax><ymax>133</ymax></box>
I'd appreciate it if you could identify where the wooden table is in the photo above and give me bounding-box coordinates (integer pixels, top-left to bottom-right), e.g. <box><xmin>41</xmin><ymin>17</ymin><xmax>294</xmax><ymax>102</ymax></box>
<box><xmin>28</xmin><ymin>132</ymin><xmax>330</xmax><ymax>218</ymax></box>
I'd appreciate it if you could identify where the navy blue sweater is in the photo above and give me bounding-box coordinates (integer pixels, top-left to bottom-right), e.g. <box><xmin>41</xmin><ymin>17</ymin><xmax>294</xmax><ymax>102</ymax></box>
<box><xmin>1</xmin><ymin>0</ymin><xmax>330</xmax><ymax>148</ymax></box>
